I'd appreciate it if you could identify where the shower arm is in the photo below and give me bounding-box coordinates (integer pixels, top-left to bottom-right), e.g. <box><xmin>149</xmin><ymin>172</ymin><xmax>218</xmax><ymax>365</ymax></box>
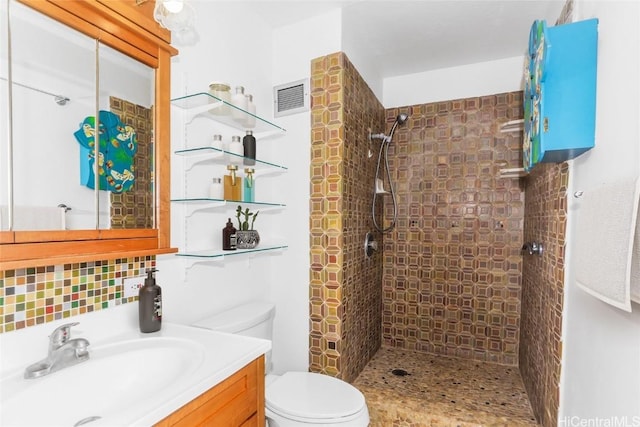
<box><xmin>371</xmin><ymin>119</ymin><xmax>402</xmax><ymax>144</ymax></box>
<box><xmin>370</xmin><ymin>132</ymin><xmax>387</xmax><ymax>141</ymax></box>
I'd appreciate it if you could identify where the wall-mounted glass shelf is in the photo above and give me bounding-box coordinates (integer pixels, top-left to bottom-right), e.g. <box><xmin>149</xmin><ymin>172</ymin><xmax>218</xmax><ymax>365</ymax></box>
<box><xmin>170</xmin><ymin>198</ymin><xmax>286</xmax><ymax>217</ymax></box>
<box><xmin>174</xmin><ymin>146</ymin><xmax>288</xmax><ymax>174</ymax></box>
<box><xmin>171</xmin><ymin>92</ymin><xmax>286</xmax><ymax>138</ymax></box>
<box><xmin>176</xmin><ymin>244</ymin><xmax>288</xmax><ymax>267</ymax></box>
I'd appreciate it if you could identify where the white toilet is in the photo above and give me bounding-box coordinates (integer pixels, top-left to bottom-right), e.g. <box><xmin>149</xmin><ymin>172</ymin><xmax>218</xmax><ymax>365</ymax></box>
<box><xmin>192</xmin><ymin>302</ymin><xmax>370</xmax><ymax>427</ymax></box>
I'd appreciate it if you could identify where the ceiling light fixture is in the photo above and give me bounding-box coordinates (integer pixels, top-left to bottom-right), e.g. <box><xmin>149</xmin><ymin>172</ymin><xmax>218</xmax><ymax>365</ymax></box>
<box><xmin>151</xmin><ymin>0</ymin><xmax>198</xmax><ymax>46</ymax></box>
<box><xmin>162</xmin><ymin>0</ymin><xmax>183</xmax><ymax>14</ymax></box>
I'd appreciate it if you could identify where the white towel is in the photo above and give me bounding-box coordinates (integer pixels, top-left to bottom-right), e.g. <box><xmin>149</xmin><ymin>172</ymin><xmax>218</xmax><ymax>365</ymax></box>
<box><xmin>631</xmin><ymin>202</ymin><xmax>640</xmax><ymax>303</ymax></box>
<box><xmin>0</xmin><ymin>205</ymin><xmax>66</xmax><ymax>230</ymax></box>
<box><xmin>574</xmin><ymin>178</ymin><xmax>640</xmax><ymax>312</ymax></box>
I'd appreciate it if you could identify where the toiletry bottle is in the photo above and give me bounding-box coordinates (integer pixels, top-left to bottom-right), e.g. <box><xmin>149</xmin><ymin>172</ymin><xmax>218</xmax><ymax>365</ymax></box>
<box><xmin>139</xmin><ymin>268</ymin><xmax>162</xmax><ymax>333</ymax></box>
<box><xmin>243</xmin><ymin>130</ymin><xmax>256</xmax><ymax>166</ymax></box>
<box><xmin>244</xmin><ymin>94</ymin><xmax>256</xmax><ymax>128</ymax></box>
<box><xmin>222</xmin><ymin>218</ymin><xmax>237</xmax><ymax>250</ymax></box>
<box><xmin>209</xmin><ymin>177</ymin><xmax>223</xmax><ymax>199</ymax></box>
<box><xmin>232</xmin><ymin>86</ymin><xmax>247</xmax><ymax>124</ymax></box>
<box><xmin>224</xmin><ymin>164</ymin><xmax>242</xmax><ymax>201</ymax></box>
<box><xmin>208</xmin><ymin>82</ymin><xmax>231</xmax><ymax>115</ymax></box>
<box><xmin>211</xmin><ymin>134</ymin><xmax>223</xmax><ymax>150</ymax></box>
<box><xmin>243</xmin><ymin>168</ymin><xmax>255</xmax><ymax>202</ymax></box>
<box><xmin>228</xmin><ymin>135</ymin><xmax>244</xmax><ymax>164</ymax></box>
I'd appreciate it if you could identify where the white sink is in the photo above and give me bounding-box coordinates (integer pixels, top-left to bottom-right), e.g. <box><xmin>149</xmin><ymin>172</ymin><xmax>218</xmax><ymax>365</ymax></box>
<box><xmin>0</xmin><ymin>316</ymin><xmax>270</xmax><ymax>427</ymax></box>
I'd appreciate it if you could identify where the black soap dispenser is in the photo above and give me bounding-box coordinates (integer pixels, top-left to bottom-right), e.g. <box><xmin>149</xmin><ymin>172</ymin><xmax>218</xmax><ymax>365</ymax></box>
<box><xmin>139</xmin><ymin>268</ymin><xmax>162</xmax><ymax>333</ymax></box>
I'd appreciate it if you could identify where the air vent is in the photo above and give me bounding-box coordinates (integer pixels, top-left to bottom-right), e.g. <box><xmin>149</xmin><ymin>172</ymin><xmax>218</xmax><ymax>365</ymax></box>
<box><xmin>273</xmin><ymin>79</ymin><xmax>309</xmax><ymax>117</ymax></box>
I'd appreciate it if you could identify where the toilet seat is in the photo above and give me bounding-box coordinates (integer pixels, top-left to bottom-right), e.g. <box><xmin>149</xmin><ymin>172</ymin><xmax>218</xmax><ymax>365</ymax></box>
<box><xmin>266</xmin><ymin>372</ymin><xmax>367</xmax><ymax>423</ymax></box>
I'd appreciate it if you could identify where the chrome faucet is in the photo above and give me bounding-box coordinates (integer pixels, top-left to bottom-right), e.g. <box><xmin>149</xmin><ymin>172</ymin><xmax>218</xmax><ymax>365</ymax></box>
<box><xmin>24</xmin><ymin>322</ymin><xmax>90</xmax><ymax>379</ymax></box>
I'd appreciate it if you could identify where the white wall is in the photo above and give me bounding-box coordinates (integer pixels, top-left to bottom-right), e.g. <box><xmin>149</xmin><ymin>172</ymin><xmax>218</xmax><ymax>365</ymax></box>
<box><xmin>382</xmin><ymin>56</ymin><xmax>525</xmax><ymax>108</ymax></box>
<box><xmin>157</xmin><ymin>3</ymin><xmax>344</xmax><ymax>375</ymax></box>
<box><xmin>157</xmin><ymin>0</ymin><xmax>279</xmax><ymax>357</ymax></box>
<box><xmin>270</xmin><ymin>8</ymin><xmax>343</xmax><ymax>373</ymax></box>
<box><xmin>560</xmin><ymin>0</ymin><xmax>640</xmax><ymax>421</ymax></box>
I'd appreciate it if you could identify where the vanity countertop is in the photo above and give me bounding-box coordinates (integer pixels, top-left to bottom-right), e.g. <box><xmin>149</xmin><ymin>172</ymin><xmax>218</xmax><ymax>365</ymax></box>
<box><xmin>0</xmin><ymin>304</ymin><xmax>271</xmax><ymax>426</ymax></box>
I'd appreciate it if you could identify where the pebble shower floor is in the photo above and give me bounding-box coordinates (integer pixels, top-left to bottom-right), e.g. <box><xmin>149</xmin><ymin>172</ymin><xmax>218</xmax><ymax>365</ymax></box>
<box><xmin>353</xmin><ymin>346</ymin><xmax>538</xmax><ymax>426</ymax></box>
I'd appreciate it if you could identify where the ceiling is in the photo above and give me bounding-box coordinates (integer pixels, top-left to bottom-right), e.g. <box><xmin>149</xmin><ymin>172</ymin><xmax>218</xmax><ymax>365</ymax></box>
<box><xmin>244</xmin><ymin>0</ymin><xmax>566</xmax><ymax>79</ymax></box>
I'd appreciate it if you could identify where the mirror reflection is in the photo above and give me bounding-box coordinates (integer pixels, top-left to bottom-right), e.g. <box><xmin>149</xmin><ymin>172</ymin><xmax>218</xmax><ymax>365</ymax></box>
<box><xmin>0</xmin><ymin>0</ymin><xmax>155</xmax><ymax>232</ymax></box>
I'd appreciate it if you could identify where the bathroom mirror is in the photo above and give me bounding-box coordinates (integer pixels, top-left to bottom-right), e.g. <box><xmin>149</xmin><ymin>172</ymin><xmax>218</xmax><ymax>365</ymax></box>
<box><xmin>0</xmin><ymin>0</ymin><xmax>176</xmax><ymax>269</ymax></box>
<box><xmin>1</xmin><ymin>0</ymin><xmax>155</xmax><ymax>231</ymax></box>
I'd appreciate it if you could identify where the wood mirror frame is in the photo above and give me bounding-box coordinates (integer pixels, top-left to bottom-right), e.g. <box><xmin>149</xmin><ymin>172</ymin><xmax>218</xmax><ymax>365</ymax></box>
<box><xmin>0</xmin><ymin>0</ymin><xmax>178</xmax><ymax>269</ymax></box>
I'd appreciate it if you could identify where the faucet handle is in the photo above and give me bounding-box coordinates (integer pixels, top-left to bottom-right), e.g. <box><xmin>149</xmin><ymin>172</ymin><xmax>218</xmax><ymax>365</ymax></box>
<box><xmin>49</xmin><ymin>322</ymin><xmax>79</xmax><ymax>347</ymax></box>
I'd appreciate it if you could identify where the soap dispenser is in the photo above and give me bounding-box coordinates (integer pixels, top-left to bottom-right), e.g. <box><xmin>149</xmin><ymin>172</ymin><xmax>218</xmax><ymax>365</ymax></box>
<box><xmin>139</xmin><ymin>268</ymin><xmax>162</xmax><ymax>333</ymax></box>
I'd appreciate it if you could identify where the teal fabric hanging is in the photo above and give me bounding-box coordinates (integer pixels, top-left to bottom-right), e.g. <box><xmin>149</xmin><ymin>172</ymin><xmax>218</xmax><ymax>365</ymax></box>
<box><xmin>74</xmin><ymin>110</ymin><xmax>137</xmax><ymax>193</ymax></box>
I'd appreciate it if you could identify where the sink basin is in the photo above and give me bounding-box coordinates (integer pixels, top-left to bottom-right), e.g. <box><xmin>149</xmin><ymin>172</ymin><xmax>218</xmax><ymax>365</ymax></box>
<box><xmin>1</xmin><ymin>336</ymin><xmax>204</xmax><ymax>426</ymax></box>
<box><xmin>0</xmin><ymin>319</ymin><xmax>270</xmax><ymax>427</ymax></box>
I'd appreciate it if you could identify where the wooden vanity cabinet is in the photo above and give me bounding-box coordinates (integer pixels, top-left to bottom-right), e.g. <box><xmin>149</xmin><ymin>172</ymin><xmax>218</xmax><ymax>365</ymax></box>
<box><xmin>154</xmin><ymin>356</ymin><xmax>266</xmax><ymax>427</ymax></box>
<box><xmin>0</xmin><ymin>0</ymin><xmax>178</xmax><ymax>270</ymax></box>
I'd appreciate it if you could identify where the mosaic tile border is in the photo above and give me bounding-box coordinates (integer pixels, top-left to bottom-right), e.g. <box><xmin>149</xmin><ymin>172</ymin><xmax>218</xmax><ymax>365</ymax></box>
<box><xmin>0</xmin><ymin>256</ymin><xmax>155</xmax><ymax>333</ymax></box>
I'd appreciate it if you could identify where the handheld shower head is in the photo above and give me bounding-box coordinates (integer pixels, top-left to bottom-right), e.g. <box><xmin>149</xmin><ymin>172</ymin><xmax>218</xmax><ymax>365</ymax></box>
<box><xmin>387</xmin><ymin>113</ymin><xmax>410</xmax><ymax>143</ymax></box>
<box><xmin>369</xmin><ymin>113</ymin><xmax>410</xmax><ymax>144</ymax></box>
<box><xmin>396</xmin><ymin>113</ymin><xmax>409</xmax><ymax>125</ymax></box>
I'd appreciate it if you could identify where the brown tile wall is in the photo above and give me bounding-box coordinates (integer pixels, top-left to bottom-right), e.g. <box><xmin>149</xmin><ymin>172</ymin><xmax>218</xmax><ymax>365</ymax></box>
<box><xmin>110</xmin><ymin>97</ymin><xmax>154</xmax><ymax>229</ymax></box>
<box><xmin>382</xmin><ymin>93</ymin><xmax>525</xmax><ymax>365</ymax></box>
<box><xmin>309</xmin><ymin>52</ymin><xmax>385</xmax><ymax>382</ymax></box>
<box><xmin>519</xmin><ymin>163</ymin><xmax>567</xmax><ymax>427</ymax></box>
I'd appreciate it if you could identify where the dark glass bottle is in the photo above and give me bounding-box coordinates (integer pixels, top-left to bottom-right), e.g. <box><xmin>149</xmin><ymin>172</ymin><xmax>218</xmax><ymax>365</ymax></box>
<box><xmin>243</xmin><ymin>130</ymin><xmax>256</xmax><ymax>166</ymax></box>
<box><xmin>139</xmin><ymin>269</ymin><xmax>162</xmax><ymax>333</ymax></box>
<box><xmin>222</xmin><ymin>218</ymin><xmax>237</xmax><ymax>250</ymax></box>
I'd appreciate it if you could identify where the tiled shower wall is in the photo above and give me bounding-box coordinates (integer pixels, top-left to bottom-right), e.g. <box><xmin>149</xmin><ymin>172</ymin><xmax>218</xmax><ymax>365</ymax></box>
<box><xmin>519</xmin><ymin>163</ymin><xmax>567</xmax><ymax>427</ymax></box>
<box><xmin>383</xmin><ymin>93</ymin><xmax>525</xmax><ymax>365</ymax></box>
<box><xmin>518</xmin><ymin>2</ymin><xmax>571</xmax><ymax>426</ymax></box>
<box><xmin>309</xmin><ymin>52</ymin><xmax>385</xmax><ymax>382</ymax></box>
<box><xmin>0</xmin><ymin>256</ymin><xmax>155</xmax><ymax>333</ymax></box>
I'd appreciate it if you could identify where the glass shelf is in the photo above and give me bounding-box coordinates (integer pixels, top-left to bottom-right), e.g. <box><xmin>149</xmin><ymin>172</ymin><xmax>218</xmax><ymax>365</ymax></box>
<box><xmin>170</xmin><ymin>198</ymin><xmax>286</xmax><ymax>217</ymax></box>
<box><xmin>171</xmin><ymin>92</ymin><xmax>286</xmax><ymax>138</ymax></box>
<box><xmin>176</xmin><ymin>244</ymin><xmax>288</xmax><ymax>267</ymax></box>
<box><xmin>174</xmin><ymin>146</ymin><xmax>288</xmax><ymax>173</ymax></box>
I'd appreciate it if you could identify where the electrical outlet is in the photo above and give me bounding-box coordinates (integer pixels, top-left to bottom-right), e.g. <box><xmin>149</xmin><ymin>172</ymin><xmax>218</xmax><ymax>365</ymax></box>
<box><xmin>123</xmin><ymin>276</ymin><xmax>145</xmax><ymax>299</ymax></box>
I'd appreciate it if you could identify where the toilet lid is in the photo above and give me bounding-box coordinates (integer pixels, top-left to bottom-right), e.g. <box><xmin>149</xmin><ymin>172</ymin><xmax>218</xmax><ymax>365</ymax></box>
<box><xmin>266</xmin><ymin>372</ymin><xmax>366</xmax><ymax>421</ymax></box>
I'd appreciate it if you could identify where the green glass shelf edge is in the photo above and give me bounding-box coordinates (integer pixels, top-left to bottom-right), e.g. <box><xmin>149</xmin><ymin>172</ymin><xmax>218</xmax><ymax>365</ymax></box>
<box><xmin>170</xmin><ymin>198</ymin><xmax>286</xmax><ymax>207</ymax></box>
<box><xmin>174</xmin><ymin>146</ymin><xmax>288</xmax><ymax>170</ymax></box>
<box><xmin>171</xmin><ymin>92</ymin><xmax>286</xmax><ymax>132</ymax></box>
<box><xmin>176</xmin><ymin>245</ymin><xmax>289</xmax><ymax>258</ymax></box>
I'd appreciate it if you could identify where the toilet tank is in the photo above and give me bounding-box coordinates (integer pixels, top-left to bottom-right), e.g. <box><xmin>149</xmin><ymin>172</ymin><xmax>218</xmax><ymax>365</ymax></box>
<box><xmin>192</xmin><ymin>302</ymin><xmax>276</xmax><ymax>374</ymax></box>
<box><xmin>192</xmin><ymin>301</ymin><xmax>275</xmax><ymax>340</ymax></box>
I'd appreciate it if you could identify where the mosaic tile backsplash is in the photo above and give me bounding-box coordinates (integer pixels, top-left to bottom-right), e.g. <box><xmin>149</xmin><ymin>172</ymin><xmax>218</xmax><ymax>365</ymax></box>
<box><xmin>0</xmin><ymin>256</ymin><xmax>155</xmax><ymax>333</ymax></box>
<box><xmin>382</xmin><ymin>93</ymin><xmax>525</xmax><ymax>365</ymax></box>
<box><xmin>310</xmin><ymin>52</ymin><xmax>385</xmax><ymax>382</ymax></box>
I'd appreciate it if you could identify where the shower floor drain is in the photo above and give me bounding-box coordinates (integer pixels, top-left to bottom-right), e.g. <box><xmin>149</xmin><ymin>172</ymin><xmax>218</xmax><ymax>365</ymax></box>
<box><xmin>391</xmin><ymin>368</ymin><xmax>410</xmax><ymax>377</ymax></box>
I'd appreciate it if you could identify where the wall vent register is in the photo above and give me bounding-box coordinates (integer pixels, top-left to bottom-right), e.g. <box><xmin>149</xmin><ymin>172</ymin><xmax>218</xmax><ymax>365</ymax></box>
<box><xmin>273</xmin><ymin>79</ymin><xmax>309</xmax><ymax>117</ymax></box>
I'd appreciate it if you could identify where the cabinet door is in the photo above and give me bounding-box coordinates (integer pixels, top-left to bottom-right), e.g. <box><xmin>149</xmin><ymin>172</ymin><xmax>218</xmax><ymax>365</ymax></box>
<box><xmin>0</xmin><ymin>0</ymin><xmax>177</xmax><ymax>269</ymax></box>
<box><xmin>154</xmin><ymin>357</ymin><xmax>265</xmax><ymax>427</ymax></box>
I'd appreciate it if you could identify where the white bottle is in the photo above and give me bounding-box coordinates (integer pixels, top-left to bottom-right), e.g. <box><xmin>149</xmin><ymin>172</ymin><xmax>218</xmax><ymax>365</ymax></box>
<box><xmin>244</xmin><ymin>94</ymin><xmax>256</xmax><ymax>129</ymax></box>
<box><xmin>208</xmin><ymin>177</ymin><xmax>223</xmax><ymax>199</ymax></box>
<box><xmin>211</xmin><ymin>134</ymin><xmax>223</xmax><ymax>151</ymax></box>
<box><xmin>232</xmin><ymin>86</ymin><xmax>248</xmax><ymax>124</ymax></box>
<box><xmin>228</xmin><ymin>135</ymin><xmax>244</xmax><ymax>164</ymax></box>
